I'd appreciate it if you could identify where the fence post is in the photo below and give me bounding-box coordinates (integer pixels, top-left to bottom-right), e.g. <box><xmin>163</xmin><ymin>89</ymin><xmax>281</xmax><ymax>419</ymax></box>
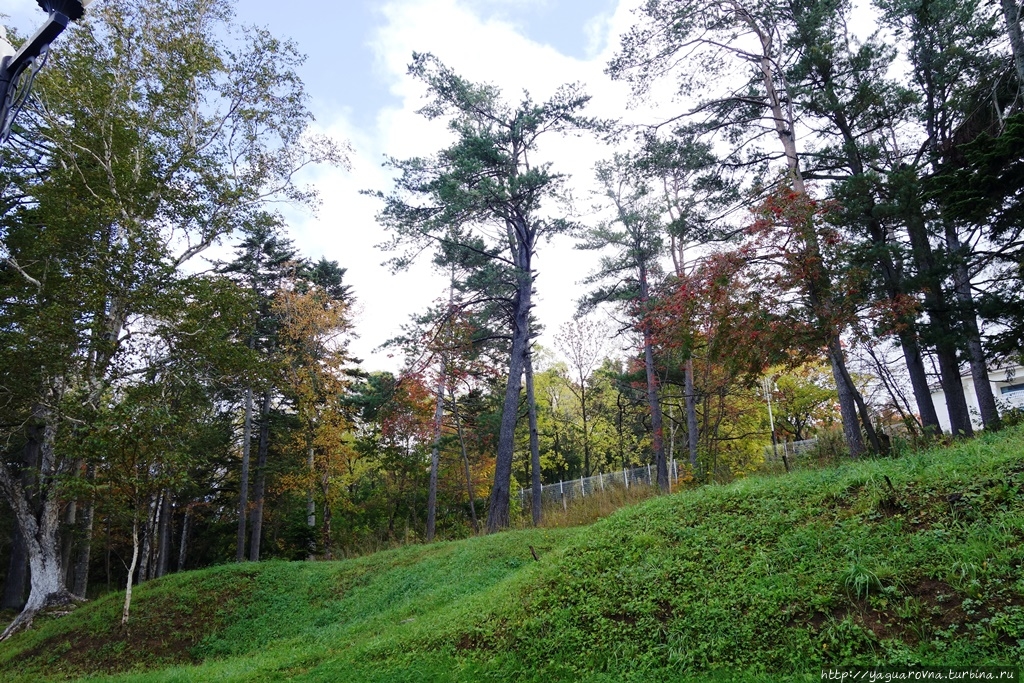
<box><xmin>599</xmin><ymin>471</ymin><xmax>604</xmax><ymax>492</ymax></box>
<box><xmin>647</xmin><ymin>463</ymin><xmax>652</xmax><ymax>485</ymax></box>
<box><xmin>624</xmin><ymin>468</ymin><xmax>629</xmax><ymax>489</ymax></box>
<box><xmin>580</xmin><ymin>475</ymin><xmax>585</xmax><ymax>497</ymax></box>
<box><xmin>560</xmin><ymin>480</ymin><xmax>567</xmax><ymax>511</ymax></box>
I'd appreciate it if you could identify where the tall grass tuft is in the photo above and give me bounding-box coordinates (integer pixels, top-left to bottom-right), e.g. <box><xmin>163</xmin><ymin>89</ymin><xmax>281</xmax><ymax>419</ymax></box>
<box><xmin>516</xmin><ymin>484</ymin><xmax>661</xmax><ymax>529</ymax></box>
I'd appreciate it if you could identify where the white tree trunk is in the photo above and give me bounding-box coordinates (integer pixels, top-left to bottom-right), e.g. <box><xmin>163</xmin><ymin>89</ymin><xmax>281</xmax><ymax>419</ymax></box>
<box><xmin>0</xmin><ymin>410</ymin><xmax>78</xmax><ymax>640</ymax></box>
<box><xmin>122</xmin><ymin>513</ymin><xmax>140</xmax><ymax>628</ymax></box>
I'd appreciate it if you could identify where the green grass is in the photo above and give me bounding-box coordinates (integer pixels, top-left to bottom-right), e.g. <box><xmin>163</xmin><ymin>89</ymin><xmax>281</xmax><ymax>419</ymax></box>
<box><xmin>2</xmin><ymin>428</ymin><xmax>1023</xmax><ymax>681</ymax></box>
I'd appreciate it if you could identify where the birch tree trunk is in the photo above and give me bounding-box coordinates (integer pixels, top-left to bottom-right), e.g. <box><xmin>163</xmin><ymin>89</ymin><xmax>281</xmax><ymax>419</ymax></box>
<box><xmin>1001</xmin><ymin>0</ymin><xmax>1024</xmax><ymax>84</ymax></box>
<box><xmin>156</xmin><ymin>492</ymin><xmax>172</xmax><ymax>578</ymax></box>
<box><xmin>0</xmin><ymin>406</ymin><xmax>79</xmax><ymax>640</ymax></box>
<box><xmin>177</xmin><ymin>504</ymin><xmax>191</xmax><ymax>572</ymax></box>
<box><xmin>139</xmin><ymin>493</ymin><xmax>157</xmax><ymax>583</ymax></box>
<box><xmin>122</xmin><ymin>513</ymin><xmax>140</xmax><ymax>628</ymax></box>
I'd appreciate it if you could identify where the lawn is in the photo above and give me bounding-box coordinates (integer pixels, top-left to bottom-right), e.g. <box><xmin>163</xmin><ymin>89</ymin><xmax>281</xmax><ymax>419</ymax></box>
<box><xmin>1</xmin><ymin>428</ymin><xmax>1022</xmax><ymax>681</ymax></box>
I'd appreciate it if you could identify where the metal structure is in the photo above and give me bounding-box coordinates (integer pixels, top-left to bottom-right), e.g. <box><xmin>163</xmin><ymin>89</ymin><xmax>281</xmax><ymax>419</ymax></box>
<box><xmin>0</xmin><ymin>1</ymin><xmax>90</xmax><ymax>143</ymax></box>
<box><xmin>763</xmin><ymin>438</ymin><xmax>819</xmax><ymax>461</ymax></box>
<box><xmin>518</xmin><ymin>460</ymin><xmax>684</xmax><ymax>517</ymax></box>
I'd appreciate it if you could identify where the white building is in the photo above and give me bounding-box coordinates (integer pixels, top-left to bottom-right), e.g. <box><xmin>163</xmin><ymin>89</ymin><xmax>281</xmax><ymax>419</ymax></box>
<box><xmin>929</xmin><ymin>365</ymin><xmax>1024</xmax><ymax>433</ymax></box>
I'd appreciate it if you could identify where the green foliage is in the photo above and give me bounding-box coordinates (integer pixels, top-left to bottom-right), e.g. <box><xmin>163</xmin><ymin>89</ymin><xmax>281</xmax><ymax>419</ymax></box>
<box><xmin>0</xmin><ymin>0</ymin><xmax>344</xmax><ymax>611</ymax></box>
<box><xmin>770</xmin><ymin>363</ymin><xmax>840</xmax><ymax>441</ymax></box>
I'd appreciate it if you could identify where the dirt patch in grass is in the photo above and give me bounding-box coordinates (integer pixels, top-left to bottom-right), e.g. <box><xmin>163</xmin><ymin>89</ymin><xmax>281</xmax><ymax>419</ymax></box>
<box><xmin>453</xmin><ymin>619</ymin><xmax>507</xmax><ymax>653</ymax></box>
<box><xmin>794</xmin><ymin>579</ymin><xmax>974</xmax><ymax>645</ymax></box>
<box><xmin>19</xmin><ymin>573</ymin><xmax>254</xmax><ymax>678</ymax></box>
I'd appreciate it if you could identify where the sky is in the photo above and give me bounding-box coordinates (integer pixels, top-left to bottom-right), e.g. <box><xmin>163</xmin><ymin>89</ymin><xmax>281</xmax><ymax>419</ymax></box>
<box><xmin>0</xmin><ymin>0</ymin><xmax>659</xmax><ymax>370</ymax></box>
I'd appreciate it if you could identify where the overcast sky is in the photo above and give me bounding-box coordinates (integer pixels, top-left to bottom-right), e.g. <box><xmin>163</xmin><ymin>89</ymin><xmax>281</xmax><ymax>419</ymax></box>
<box><xmin>3</xmin><ymin>0</ymin><xmax>668</xmax><ymax>370</ymax></box>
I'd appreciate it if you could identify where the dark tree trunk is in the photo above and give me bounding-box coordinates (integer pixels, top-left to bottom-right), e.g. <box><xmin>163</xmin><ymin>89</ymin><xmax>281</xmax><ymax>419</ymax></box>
<box><xmin>72</xmin><ymin>492</ymin><xmax>95</xmax><ymax>598</ymax></box>
<box><xmin>901</xmin><ymin>180</ymin><xmax>973</xmax><ymax>436</ymax></box>
<box><xmin>1</xmin><ymin>521</ymin><xmax>28</xmax><ymax>610</ymax></box>
<box><xmin>236</xmin><ymin>386</ymin><xmax>253</xmax><ymax>562</ymax></box>
<box><xmin>828</xmin><ymin>344</ymin><xmax>866</xmax><ymax>458</ymax></box>
<box><xmin>320</xmin><ymin>451</ymin><xmax>332</xmax><ymax>559</ymax></box>
<box><xmin>643</xmin><ymin>333</ymin><xmax>668</xmax><ymax>492</ymax></box>
<box><xmin>249</xmin><ymin>390</ymin><xmax>271</xmax><ymax>561</ymax></box>
<box><xmin>2</xmin><ymin>440</ymin><xmax>36</xmax><ymax>612</ymax></box>
<box><xmin>306</xmin><ymin>439</ymin><xmax>316</xmax><ymax>559</ymax></box>
<box><xmin>946</xmin><ymin>223</ymin><xmax>1000</xmax><ymax>430</ymax></box>
<box><xmin>104</xmin><ymin>515</ymin><xmax>111</xmax><ymax>592</ymax></box>
<box><xmin>486</xmin><ymin>236</ymin><xmax>532</xmax><ymax>532</ymax></box>
<box><xmin>616</xmin><ymin>393</ymin><xmax>626</xmax><ymax>468</ymax></box>
<box><xmin>830</xmin><ymin>338</ymin><xmax>884</xmax><ymax>454</ymax></box>
<box><xmin>639</xmin><ymin>264</ymin><xmax>669</xmax><ymax>492</ymax></box>
<box><xmin>899</xmin><ymin>329</ymin><xmax>942</xmax><ymax>432</ymax></box>
<box><xmin>865</xmin><ymin>225</ymin><xmax>941</xmax><ymax>432</ymax></box>
<box><xmin>684</xmin><ymin>358</ymin><xmax>699</xmax><ymax>471</ymax></box>
<box><xmin>813</xmin><ymin>81</ymin><xmax>942</xmax><ymax>434</ymax></box>
<box><xmin>525</xmin><ymin>351</ymin><xmax>542</xmax><ymax>527</ymax></box>
<box><xmin>451</xmin><ymin>389</ymin><xmax>479</xmax><ymax>535</ymax></box>
<box><xmin>935</xmin><ymin>343</ymin><xmax>973</xmax><ymax>437</ymax></box>
<box><xmin>579</xmin><ymin>376</ymin><xmax>590</xmax><ymax>478</ymax></box>
<box><xmin>306</xmin><ymin>442</ymin><xmax>315</xmax><ymax>530</ymax></box>
<box><xmin>426</xmin><ymin>362</ymin><xmax>445</xmax><ymax>542</ymax></box>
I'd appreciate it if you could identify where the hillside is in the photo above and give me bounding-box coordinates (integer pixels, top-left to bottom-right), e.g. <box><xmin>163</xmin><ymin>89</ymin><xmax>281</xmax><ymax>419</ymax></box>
<box><xmin>1</xmin><ymin>430</ymin><xmax>1022</xmax><ymax>682</ymax></box>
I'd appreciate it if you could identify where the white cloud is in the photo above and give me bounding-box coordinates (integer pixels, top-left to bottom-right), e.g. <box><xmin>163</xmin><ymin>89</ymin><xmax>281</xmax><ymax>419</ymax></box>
<box><xmin>285</xmin><ymin>0</ymin><xmax>652</xmax><ymax>371</ymax></box>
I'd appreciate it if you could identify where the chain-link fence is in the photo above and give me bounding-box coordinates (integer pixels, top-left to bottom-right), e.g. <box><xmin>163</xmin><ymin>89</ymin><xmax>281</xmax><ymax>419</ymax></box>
<box><xmin>518</xmin><ymin>460</ymin><xmax>684</xmax><ymax>514</ymax></box>
<box><xmin>518</xmin><ymin>438</ymin><xmax>820</xmax><ymax>515</ymax></box>
<box><xmin>763</xmin><ymin>438</ymin><xmax>819</xmax><ymax>461</ymax></box>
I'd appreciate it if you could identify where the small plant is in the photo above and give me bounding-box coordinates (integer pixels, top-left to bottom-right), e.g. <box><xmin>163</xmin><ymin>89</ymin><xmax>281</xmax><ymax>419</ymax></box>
<box><xmin>840</xmin><ymin>557</ymin><xmax>882</xmax><ymax>599</ymax></box>
<box><xmin>949</xmin><ymin>559</ymin><xmax>980</xmax><ymax>584</ymax></box>
<box><xmin>999</xmin><ymin>406</ymin><xmax>1024</xmax><ymax>428</ymax></box>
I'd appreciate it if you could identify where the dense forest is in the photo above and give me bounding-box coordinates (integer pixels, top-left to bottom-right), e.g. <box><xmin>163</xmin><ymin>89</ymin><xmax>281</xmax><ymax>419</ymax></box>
<box><xmin>1</xmin><ymin>0</ymin><xmax>1022</xmax><ymax>639</ymax></box>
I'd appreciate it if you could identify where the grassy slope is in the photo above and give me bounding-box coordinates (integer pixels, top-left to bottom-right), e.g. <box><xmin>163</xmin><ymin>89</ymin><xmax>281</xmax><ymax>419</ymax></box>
<box><xmin>2</xmin><ymin>429</ymin><xmax>1023</xmax><ymax>682</ymax></box>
